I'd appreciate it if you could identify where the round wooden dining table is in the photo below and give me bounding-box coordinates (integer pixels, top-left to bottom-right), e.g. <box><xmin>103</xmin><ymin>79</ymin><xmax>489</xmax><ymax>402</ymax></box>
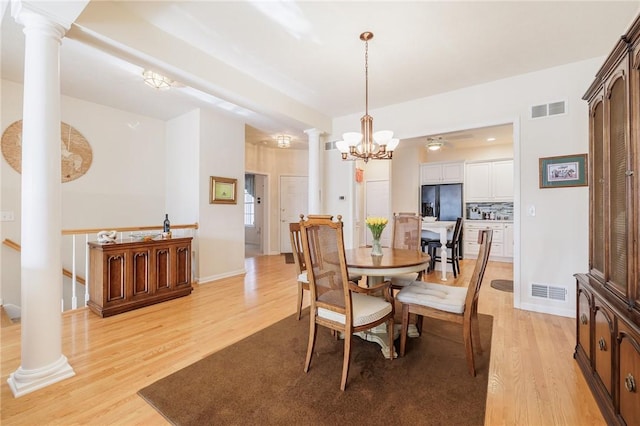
<box><xmin>343</xmin><ymin>247</ymin><xmax>430</xmax><ymax>358</ymax></box>
<box><xmin>344</xmin><ymin>247</ymin><xmax>430</xmax><ymax>285</ymax></box>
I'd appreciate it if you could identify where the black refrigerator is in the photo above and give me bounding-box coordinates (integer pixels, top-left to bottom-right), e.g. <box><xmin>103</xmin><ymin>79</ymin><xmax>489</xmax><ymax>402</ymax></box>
<box><xmin>421</xmin><ymin>183</ymin><xmax>463</xmax><ymax>221</ymax></box>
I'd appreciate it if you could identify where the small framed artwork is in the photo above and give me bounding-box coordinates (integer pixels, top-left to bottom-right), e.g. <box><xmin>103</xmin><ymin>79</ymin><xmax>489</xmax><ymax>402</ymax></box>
<box><xmin>210</xmin><ymin>176</ymin><xmax>237</xmax><ymax>204</ymax></box>
<box><xmin>539</xmin><ymin>154</ymin><xmax>588</xmax><ymax>188</ymax></box>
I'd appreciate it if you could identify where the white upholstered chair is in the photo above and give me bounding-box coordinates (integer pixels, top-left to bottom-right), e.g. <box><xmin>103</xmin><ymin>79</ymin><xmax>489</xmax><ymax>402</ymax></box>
<box><xmin>397</xmin><ymin>229</ymin><xmax>493</xmax><ymax>376</ymax></box>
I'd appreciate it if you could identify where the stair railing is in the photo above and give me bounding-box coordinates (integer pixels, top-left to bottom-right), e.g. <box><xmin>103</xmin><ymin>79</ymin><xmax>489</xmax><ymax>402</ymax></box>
<box><xmin>3</xmin><ymin>223</ymin><xmax>198</xmax><ymax>312</ymax></box>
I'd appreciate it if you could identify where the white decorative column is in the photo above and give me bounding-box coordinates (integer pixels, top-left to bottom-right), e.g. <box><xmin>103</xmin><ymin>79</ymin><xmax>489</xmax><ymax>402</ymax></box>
<box><xmin>8</xmin><ymin>2</ymin><xmax>75</xmax><ymax>397</ymax></box>
<box><xmin>304</xmin><ymin>128</ymin><xmax>322</xmax><ymax>214</ymax></box>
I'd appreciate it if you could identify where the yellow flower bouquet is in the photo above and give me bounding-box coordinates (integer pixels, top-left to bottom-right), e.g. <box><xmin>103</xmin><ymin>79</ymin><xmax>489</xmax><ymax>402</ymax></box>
<box><xmin>365</xmin><ymin>216</ymin><xmax>388</xmax><ymax>256</ymax></box>
<box><xmin>365</xmin><ymin>216</ymin><xmax>388</xmax><ymax>240</ymax></box>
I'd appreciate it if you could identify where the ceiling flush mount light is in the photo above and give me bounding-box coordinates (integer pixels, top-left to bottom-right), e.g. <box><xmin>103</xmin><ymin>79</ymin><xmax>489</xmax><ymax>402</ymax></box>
<box><xmin>277</xmin><ymin>135</ymin><xmax>291</xmax><ymax>148</ymax></box>
<box><xmin>142</xmin><ymin>70</ymin><xmax>173</xmax><ymax>90</ymax></box>
<box><xmin>426</xmin><ymin>137</ymin><xmax>445</xmax><ymax>151</ymax></box>
<box><xmin>335</xmin><ymin>32</ymin><xmax>399</xmax><ymax>163</ymax></box>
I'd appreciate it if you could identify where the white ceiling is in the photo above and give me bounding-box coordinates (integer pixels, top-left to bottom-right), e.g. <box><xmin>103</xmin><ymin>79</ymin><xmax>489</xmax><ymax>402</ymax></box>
<box><xmin>2</xmin><ymin>1</ymin><xmax>639</xmax><ymax>149</ymax></box>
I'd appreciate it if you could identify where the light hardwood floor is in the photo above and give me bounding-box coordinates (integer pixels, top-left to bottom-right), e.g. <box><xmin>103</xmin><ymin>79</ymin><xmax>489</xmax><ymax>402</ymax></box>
<box><xmin>1</xmin><ymin>255</ymin><xmax>604</xmax><ymax>425</ymax></box>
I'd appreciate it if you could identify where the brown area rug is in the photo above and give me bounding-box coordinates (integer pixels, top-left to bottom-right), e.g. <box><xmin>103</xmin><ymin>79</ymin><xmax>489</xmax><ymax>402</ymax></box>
<box><xmin>490</xmin><ymin>279</ymin><xmax>514</xmax><ymax>293</ymax></box>
<box><xmin>138</xmin><ymin>311</ymin><xmax>493</xmax><ymax>426</ymax></box>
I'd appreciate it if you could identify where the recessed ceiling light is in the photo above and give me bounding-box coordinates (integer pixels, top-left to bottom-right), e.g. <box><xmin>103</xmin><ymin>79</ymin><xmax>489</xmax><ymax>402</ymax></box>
<box><xmin>486</xmin><ymin>137</ymin><xmax>496</xmax><ymax>142</ymax></box>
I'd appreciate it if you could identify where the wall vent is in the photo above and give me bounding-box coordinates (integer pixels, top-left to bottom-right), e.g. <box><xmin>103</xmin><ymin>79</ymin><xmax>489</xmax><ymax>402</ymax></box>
<box><xmin>531</xmin><ymin>283</ymin><xmax>567</xmax><ymax>302</ymax></box>
<box><xmin>530</xmin><ymin>100</ymin><xmax>567</xmax><ymax>119</ymax></box>
<box><xmin>325</xmin><ymin>141</ymin><xmax>337</xmax><ymax>151</ymax></box>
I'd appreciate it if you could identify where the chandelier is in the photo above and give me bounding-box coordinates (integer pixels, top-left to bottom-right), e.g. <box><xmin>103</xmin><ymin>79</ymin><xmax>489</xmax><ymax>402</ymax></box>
<box><xmin>142</xmin><ymin>70</ymin><xmax>173</xmax><ymax>90</ymax></box>
<box><xmin>336</xmin><ymin>32</ymin><xmax>399</xmax><ymax>163</ymax></box>
<box><xmin>277</xmin><ymin>135</ymin><xmax>291</xmax><ymax>148</ymax></box>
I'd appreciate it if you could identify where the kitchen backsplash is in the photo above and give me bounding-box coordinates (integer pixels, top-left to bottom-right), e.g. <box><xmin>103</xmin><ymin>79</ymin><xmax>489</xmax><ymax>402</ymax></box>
<box><xmin>466</xmin><ymin>202</ymin><xmax>513</xmax><ymax>220</ymax></box>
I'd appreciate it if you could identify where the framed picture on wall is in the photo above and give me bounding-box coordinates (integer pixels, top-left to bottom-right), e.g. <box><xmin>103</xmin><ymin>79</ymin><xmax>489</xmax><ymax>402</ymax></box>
<box><xmin>210</xmin><ymin>176</ymin><xmax>237</xmax><ymax>204</ymax></box>
<box><xmin>539</xmin><ymin>154</ymin><xmax>588</xmax><ymax>188</ymax></box>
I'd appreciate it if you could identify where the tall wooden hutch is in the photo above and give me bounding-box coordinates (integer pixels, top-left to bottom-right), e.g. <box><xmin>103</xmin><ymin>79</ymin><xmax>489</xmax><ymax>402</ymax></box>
<box><xmin>574</xmin><ymin>13</ymin><xmax>640</xmax><ymax>426</ymax></box>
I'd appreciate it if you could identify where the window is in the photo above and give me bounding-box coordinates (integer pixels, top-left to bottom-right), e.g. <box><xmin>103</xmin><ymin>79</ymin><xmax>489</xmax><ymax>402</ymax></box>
<box><xmin>244</xmin><ymin>174</ymin><xmax>255</xmax><ymax>227</ymax></box>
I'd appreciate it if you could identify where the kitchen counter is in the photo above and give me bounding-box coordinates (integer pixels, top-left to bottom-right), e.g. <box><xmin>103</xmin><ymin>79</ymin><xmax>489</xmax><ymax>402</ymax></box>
<box><xmin>465</xmin><ymin>219</ymin><xmax>513</xmax><ymax>223</ymax></box>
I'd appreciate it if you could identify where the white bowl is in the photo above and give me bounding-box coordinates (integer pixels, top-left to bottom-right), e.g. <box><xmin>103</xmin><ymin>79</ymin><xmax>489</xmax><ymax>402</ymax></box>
<box><xmin>423</xmin><ymin>216</ymin><xmax>437</xmax><ymax>223</ymax></box>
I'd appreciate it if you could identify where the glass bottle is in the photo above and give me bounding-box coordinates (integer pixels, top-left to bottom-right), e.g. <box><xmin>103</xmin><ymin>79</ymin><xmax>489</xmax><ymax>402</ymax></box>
<box><xmin>163</xmin><ymin>214</ymin><xmax>170</xmax><ymax>232</ymax></box>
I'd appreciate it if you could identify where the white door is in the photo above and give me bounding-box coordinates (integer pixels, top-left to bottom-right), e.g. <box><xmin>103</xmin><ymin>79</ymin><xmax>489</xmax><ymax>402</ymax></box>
<box><xmin>364</xmin><ymin>180</ymin><xmax>390</xmax><ymax>247</ymax></box>
<box><xmin>280</xmin><ymin>176</ymin><xmax>308</xmax><ymax>253</ymax></box>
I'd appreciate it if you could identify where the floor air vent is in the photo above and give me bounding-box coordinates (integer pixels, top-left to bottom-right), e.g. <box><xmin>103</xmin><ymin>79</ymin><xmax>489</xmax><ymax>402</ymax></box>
<box><xmin>530</xmin><ymin>100</ymin><xmax>567</xmax><ymax>119</ymax></box>
<box><xmin>531</xmin><ymin>283</ymin><xmax>567</xmax><ymax>301</ymax></box>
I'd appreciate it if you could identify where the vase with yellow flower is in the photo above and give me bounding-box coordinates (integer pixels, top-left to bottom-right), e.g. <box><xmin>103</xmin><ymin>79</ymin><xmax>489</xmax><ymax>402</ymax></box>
<box><xmin>365</xmin><ymin>216</ymin><xmax>388</xmax><ymax>256</ymax></box>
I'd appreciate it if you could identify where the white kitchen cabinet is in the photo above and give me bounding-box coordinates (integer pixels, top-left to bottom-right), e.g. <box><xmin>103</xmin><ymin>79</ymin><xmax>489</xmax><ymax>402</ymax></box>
<box><xmin>420</xmin><ymin>162</ymin><xmax>464</xmax><ymax>185</ymax></box>
<box><xmin>465</xmin><ymin>160</ymin><xmax>513</xmax><ymax>202</ymax></box>
<box><xmin>463</xmin><ymin>221</ymin><xmax>512</xmax><ymax>262</ymax></box>
<box><xmin>503</xmin><ymin>223</ymin><xmax>514</xmax><ymax>257</ymax></box>
<box><xmin>465</xmin><ymin>163</ymin><xmax>491</xmax><ymax>201</ymax></box>
<box><xmin>492</xmin><ymin>160</ymin><xmax>514</xmax><ymax>200</ymax></box>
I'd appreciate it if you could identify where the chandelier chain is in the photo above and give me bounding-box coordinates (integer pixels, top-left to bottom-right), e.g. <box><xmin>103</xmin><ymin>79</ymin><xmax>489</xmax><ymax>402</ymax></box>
<box><xmin>364</xmin><ymin>37</ymin><xmax>369</xmax><ymax>116</ymax></box>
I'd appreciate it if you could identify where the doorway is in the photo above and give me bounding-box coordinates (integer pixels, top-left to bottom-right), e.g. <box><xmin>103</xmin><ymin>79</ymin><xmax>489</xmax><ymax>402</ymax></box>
<box><xmin>244</xmin><ymin>173</ymin><xmax>267</xmax><ymax>257</ymax></box>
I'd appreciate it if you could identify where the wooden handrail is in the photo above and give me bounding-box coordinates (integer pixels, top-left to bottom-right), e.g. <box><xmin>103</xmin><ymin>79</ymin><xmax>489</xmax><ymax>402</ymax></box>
<box><xmin>61</xmin><ymin>223</ymin><xmax>198</xmax><ymax>235</ymax></box>
<box><xmin>3</xmin><ymin>224</ymin><xmax>197</xmax><ymax>287</ymax></box>
<box><xmin>2</xmin><ymin>238</ymin><xmax>20</xmax><ymax>251</ymax></box>
<box><xmin>3</xmin><ymin>238</ymin><xmax>86</xmax><ymax>285</ymax></box>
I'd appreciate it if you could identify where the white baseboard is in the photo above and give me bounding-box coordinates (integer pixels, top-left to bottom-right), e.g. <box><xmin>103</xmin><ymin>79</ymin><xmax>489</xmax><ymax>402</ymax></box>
<box><xmin>518</xmin><ymin>302</ymin><xmax>575</xmax><ymax>318</ymax></box>
<box><xmin>198</xmin><ymin>268</ymin><xmax>246</xmax><ymax>285</ymax></box>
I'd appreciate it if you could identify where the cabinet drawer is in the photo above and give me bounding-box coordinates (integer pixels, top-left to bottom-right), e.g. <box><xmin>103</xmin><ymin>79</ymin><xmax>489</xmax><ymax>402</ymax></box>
<box><xmin>618</xmin><ymin>321</ymin><xmax>640</xmax><ymax>426</ymax></box>
<box><xmin>464</xmin><ymin>224</ymin><xmax>504</xmax><ymax>244</ymax></box>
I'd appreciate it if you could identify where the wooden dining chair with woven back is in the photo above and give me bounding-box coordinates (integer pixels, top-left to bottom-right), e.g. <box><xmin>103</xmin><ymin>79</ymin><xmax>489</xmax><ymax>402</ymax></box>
<box><xmin>290</xmin><ymin>220</ymin><xmax>363</xmax><ymax>320</ymax></box>
<box><xmin>289</xmin><ymin>222</ymin><xmax>309</xmax><ymax>321</ymax></box>
<box><xmin>386</xmin><ymin>212</ymin><xmax>429</xmax><ymax>289</ymax></box>
<box><xmin>397</xmin><ymin>229</ymin><xmax>493</xmax><ymax>376</ymax></box>
<box><xmin>299</xmin><ymin>214</ymin><xmax>395</xmax><ymax>391</ymax></box>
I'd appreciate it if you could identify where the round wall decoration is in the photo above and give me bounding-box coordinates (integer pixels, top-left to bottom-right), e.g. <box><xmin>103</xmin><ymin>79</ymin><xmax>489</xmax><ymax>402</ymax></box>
<box><xmin>1</xmin><ymin>120</ymin><xmax>93</xmax><ymax>183</ymax></box>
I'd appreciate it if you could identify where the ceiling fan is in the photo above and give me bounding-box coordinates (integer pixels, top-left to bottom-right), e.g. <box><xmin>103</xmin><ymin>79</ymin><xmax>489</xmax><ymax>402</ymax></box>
<box><xmin>425</xmin><ymin>136</ymin><xmax>447</xmax><ymax>151</ymax></box>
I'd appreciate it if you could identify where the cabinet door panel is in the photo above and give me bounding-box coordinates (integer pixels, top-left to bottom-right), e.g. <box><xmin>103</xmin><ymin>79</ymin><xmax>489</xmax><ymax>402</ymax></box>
<box><xmin>591</xmin><ymin>99</ymin><xmax>606</xmax><ymax>280</ymax></box>
<box><xmin>618</xmin><ymin>323</ymin><xmax>640</xmax><ymax>426</ymax></box>
<box><xmin>606</xmin><ymin>72</ymin><xmax>628</xmax><ymax>297</ymax></box>
<box><xmin>156</xmin><ymin>248</ymin><xmax>171</xmax><ymax>291</ymax></box>
<box><xmin>491</xmin><ymin>160</ymin><xmax>514</xmax><ymax>200</ymax></box>
<box><xmin>176</xmin><ymin>246</ymin><xmax>190</xmax><ymax>287</ymax></box>
<box><xmin>465</xmin><ymin>163</ymin><xmax>491</xmax><ymax>201</ymax></box>
<box><xmin>441</xmin><ymin>163</ymin><xmax>464</xmax><ymax>183</ymax></box>
<box><xmin>593</xmin><ymin>299</ymin><xmax>614</xmax><ymax>398</ymax></box>
<box><xmin>106</xmin><ymin>254</ymin><xmax>126</xmax><ymax>303</ymax></box>
<box><xmin>577</xmin><ymin>286</ymin><xmax>592</xmax><ymax>362</ymax></box>
<box><xmin>132</xmin><ymin>250</ymin><xmax>150</xmax><ymax>297</ymax></box>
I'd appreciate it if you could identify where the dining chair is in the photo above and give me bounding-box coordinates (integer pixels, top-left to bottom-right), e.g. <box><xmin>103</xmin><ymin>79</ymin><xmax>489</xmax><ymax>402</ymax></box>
<box><xmin>289</xmin><ymin>222</ymin><xmax>309</xmax><ymax>321</ymax></box>
<box><xmin>397</xmin><ymin>229</ymin><xmax>493</xmax><ymax>376</ymax></box>
<box><xmin>387</xmin><ymin>212</ymin><xmax>429</xmax><ymax>289</ymax></box>
<box><xmin>290</xmin><ymin>220</ymin><xmax>363</xmax><ymax>320</ymax></box>
<box><xmin>299</xmin><ymin>214</ymin><xmax>395</xmax><ymax>391</ymax></box>
<box><xmin>427</xmin><ymin>216</ymin><xmax>463</xmax><ymax>277</ymax></box>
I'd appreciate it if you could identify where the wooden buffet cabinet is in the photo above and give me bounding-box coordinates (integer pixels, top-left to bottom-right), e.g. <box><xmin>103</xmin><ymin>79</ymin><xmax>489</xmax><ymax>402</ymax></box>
<box><xmin>88</xmin><ymin>237</ymin><xmax>193</xmax><ymax>317</ymax></box>
<box><xmin>575</xmin><ymin>14</ymin><xmax>640</xmax><ymax>426</ymax></box>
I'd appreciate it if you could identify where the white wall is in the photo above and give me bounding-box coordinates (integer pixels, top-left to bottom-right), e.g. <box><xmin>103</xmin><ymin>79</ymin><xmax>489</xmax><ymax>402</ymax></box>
<box><xmin>166</xmin><ymin>110</ymin><xmax>200</xmax><ymax>225</ymax></box>
<box><xmin>328</xmin><ymin>57</ymin><xmax>600</xmax><ymax>317</ymax></box>
<box><xmin>197</xmin><ymin>109</ymin><xmax>245</xmax><ymax>283</ymax></box>
<box><xmin>1</xmin><ymin>79</ymin><xmax>166</xmax><ymax>307</ymax></box>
